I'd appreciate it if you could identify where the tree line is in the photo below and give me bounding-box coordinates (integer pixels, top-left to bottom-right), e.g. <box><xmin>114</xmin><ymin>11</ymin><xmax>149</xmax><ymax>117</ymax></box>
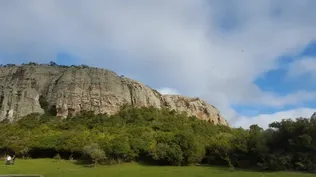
<box><xmin>0</xmin><ymin>106</ymin><xmax>316</xmax><ymax>172</ymax></box>
<box><xmin>0</xmin><ymin>61</ymin><xmax>91</xmax><ymax>69</ymax></box>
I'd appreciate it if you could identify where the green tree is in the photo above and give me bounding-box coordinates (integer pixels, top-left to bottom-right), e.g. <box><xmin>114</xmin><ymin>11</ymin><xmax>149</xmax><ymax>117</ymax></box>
<box><xmin>83</xmin><ymin>143</ymin><xmax>106</xmax><ymax>166</ymax></box>
<box><xmin>209</xmin><ymin>133</ymin><xmax>235</xmax><ymax>168</ymax></box>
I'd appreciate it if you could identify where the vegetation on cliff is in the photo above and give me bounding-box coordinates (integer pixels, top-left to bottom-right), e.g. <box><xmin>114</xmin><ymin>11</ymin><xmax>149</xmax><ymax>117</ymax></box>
<box><xmin>0</xmin><ymin>106</ymin><xmax>316</xmax><ymax>173</ymax></box>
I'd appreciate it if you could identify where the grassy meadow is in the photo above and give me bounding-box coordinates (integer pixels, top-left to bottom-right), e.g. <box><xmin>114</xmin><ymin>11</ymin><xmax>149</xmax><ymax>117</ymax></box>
<box><xmin>0</xmin><ymin>159</ymin><xmax>314</xmax><ymax>177</ymax></box>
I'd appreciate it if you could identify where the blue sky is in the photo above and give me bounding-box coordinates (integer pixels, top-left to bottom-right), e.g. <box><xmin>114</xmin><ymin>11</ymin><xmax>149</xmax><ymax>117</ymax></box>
<box><xmin>233</xmin><ymin>41</ymin><xmax>316</xmax><ymax>117</ymax></box>
<box><xmin>1</xmin><ymin>0</ymin><xmax>316</xmax><ymax>129</ymax></box>
<box><xmin>55</xmin><ymin>53</ymin><xmax>80</xmax><ymax>66</ymax></box>
<box><xmin>256</xmin><ymin>42</ymin><xmax>316</xmax><ymax>96</ymax></box>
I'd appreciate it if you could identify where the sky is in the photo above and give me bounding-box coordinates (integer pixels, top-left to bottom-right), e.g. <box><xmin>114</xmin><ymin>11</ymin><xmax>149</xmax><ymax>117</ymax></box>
<box><xmin>1</xmin><ymin>0</ymin><xmax>316</xmax><ymax>129</ymax></box>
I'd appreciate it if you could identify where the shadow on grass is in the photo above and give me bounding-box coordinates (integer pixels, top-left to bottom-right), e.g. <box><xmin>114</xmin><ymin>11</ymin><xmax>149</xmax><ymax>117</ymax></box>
<box><xmin>192</xmin><ymin>164</ymin><xmax>316</xmax><ymax>175</ymax></box>
<box><xmin>136</xmin><ymin>160</ymin><xmax>173</xmax><ymax>167</ymax></box>
<box><xmin>73</xmin><ymin>159</ymin><xmax>127</xmax><ymax>168</ymax></box>
<box><xmin>137</xmin><ymin>162</ymin><xmax>314</xmax><ymax>175</ymax></box>
<box><xmin>72</xmin><ymin>160</ymin><xmax>95</xmax><ymax>168</ymax></box>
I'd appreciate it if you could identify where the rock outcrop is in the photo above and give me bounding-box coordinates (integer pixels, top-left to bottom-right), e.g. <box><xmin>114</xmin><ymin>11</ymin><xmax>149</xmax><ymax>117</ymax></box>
<box><xmin>0</xmin><ymin>64</ymin><xmax>228</xmax><ymax>126</ymax></box>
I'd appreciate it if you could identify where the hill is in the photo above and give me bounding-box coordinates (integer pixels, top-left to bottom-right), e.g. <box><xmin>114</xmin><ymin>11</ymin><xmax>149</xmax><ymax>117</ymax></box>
<box><xmin>1</xmin><ymin>86</ymin><xmax>316</xmax><ymax>172</ymax></box>
<box><xmin>0</xmin><ymin>62</ymin><xmax>228</xmax><ymax>125</ymax></box>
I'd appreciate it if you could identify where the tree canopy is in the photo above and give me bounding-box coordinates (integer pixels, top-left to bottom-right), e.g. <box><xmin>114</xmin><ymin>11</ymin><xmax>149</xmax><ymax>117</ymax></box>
<box><xmin>0</xmin><ymin>106</ymin><xmax>316</xmax><ymax>173</ymax></box>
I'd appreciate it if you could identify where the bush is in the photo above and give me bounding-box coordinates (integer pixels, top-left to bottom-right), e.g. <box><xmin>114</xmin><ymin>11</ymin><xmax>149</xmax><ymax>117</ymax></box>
<box><xmin>83</xmin><ymin>143</ymin><xmax>106</xmax><ymax>166</ymax></box>
<box><xmin>54</xmin><ymin>153</ymin><xmax>61</xmax><ymax>160</ymax></box>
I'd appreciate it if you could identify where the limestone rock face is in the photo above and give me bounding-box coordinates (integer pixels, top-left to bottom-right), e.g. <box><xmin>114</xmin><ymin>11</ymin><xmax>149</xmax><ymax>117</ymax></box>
<box><xmin>162</xmin><ymin>95</ymin><xmax>228</xmax><ymax>125</ymax></box>
<box><xmin>0</xmin><ymin>64</ymin><xmax>228</xmax><ymax>126</ymax></box>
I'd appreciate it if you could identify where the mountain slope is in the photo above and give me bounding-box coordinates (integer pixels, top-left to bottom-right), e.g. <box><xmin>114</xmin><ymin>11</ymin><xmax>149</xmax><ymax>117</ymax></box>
<box><xmin>0</xmin><ymin>63</ymin><xmax>228</xmax><ymax>126</ymax></box>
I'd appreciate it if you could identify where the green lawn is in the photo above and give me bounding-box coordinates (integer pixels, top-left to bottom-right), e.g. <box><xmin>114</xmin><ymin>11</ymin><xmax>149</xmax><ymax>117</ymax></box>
<box><xmin>0</xmin><ymin>159</ymin><xmax>313</xmax><ymax>177</ymax></box>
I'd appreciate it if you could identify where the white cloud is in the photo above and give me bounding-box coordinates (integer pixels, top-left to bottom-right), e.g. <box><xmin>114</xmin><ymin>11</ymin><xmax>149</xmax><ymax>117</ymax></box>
<box><xmin>287</xmin><ymin>57</ymin><xmax>316</xmax><ymax>78</ymax></box>
<box><xmin>243</xmin><ymin>90</ymin><xmax>316</xmax><ymax>107</ymax></box>
<box><xmin>233</xmin><ymin>108</ymin><xmax>316</xmax><ymax>129</ymax></box>
<box><xmin>157</xmin><ymin>88</ymin><xmax>180</xmax><ymax>95</ymax></box>
<box><xmin>1</xmin><ymin>0</ymin><xmax>316</xmax><ymax>125</ymax></box>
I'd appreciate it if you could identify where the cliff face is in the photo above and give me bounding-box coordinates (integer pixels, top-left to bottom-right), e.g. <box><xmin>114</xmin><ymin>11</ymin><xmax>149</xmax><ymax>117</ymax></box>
<box><xmin>0</xmin><ymin>64</ymin><xmax>228</xmax><ymax>126</ymax></box>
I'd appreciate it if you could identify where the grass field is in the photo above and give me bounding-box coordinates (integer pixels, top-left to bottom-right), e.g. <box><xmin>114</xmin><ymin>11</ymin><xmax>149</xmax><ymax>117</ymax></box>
<box><xmin>0</xmin><ymin>159</ymin><xmax>314</xmax><ymax>177</ymax></box>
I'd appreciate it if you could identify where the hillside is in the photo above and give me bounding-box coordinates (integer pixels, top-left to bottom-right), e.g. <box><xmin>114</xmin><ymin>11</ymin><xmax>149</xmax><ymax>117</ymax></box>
<box><xmin>0</xmin><ymin>63</ymin><xmax>228</xmax><ymax>126</ymax></box>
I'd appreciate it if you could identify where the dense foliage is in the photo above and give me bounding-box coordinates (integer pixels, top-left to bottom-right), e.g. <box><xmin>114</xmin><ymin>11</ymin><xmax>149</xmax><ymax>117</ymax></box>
<box><xmin>0</xmin><ymin>106</ymin><xmax>316</xmax><ymax>173</ymax></box>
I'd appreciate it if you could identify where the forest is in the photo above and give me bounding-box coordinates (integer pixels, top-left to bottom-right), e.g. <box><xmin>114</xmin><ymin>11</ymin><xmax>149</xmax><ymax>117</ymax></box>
<box><xmin>0</xmin><ymin>105</ymin><xmax>316</xmax><ymax>173</ymax></box>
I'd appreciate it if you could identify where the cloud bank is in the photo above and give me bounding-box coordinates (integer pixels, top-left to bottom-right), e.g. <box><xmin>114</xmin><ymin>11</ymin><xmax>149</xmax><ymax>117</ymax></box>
<box><xmin>1</xmin><ymin>0</ymin><xmax>316</xmax><ymax>128</ymax></box>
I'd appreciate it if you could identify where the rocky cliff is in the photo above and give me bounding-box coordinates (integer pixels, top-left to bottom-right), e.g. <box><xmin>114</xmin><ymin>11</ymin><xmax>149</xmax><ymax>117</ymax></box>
<box><xmin>0</xmin><ymin>64</ymin><xmax>228</xmax><ymax>126</ymax></box>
